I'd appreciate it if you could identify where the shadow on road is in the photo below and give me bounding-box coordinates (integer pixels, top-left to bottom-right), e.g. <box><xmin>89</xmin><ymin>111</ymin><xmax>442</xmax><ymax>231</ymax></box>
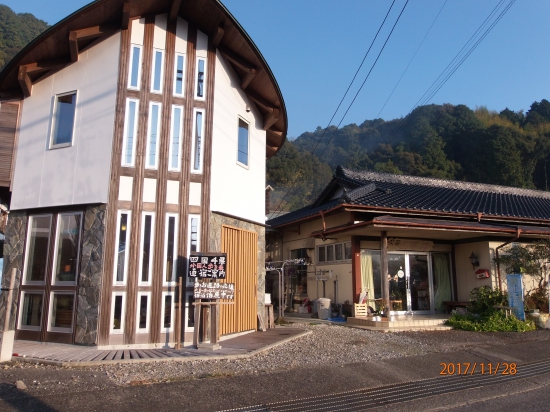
<box><xmin>0</xmin><ymin>383</ymin><xmax>58</xmax><ymax>412</ymax></box>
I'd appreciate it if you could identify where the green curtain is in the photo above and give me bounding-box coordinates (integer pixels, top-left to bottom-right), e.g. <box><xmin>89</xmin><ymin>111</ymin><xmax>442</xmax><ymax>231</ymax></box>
<box><xmin>433</xmin><ymin>254</ymin><xmax>452</xmax><ymax>311</ymax></box>
<box><xmin>360</xmin><ymin>250</ymin><xmax>374</xmax><ymax>303</ymax></box>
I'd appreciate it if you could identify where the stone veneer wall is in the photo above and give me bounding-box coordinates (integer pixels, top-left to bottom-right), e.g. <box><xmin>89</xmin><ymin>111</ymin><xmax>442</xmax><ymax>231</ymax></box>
<box><xmin>208</xmin><ymin>212</ymin><xmax>266</xmax><ymax>318</ymax></box>
<box><xmin>0</xmin><ymin>211</ymin><xmax>27</xmax><ymax>330</ymax></box>
<box><xmin>75</xmin><ymin>204</ymin><xmax>106</xmax><ymax>345</ymax></box>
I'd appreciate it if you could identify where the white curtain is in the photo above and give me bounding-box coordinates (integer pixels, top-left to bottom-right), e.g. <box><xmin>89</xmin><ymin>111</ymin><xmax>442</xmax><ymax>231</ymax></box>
<box><xmin>360</xmin><ymin>250</ymin><xmax>374</xmax><ymax>304</ymax></box>
<box><xmin>433</xmin><ymin>254</ymin><xmax>452</xmax><ymax>311</ymax></box>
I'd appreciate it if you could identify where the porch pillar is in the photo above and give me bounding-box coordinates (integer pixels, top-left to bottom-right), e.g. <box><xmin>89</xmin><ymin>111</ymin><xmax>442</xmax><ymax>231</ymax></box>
<box><xmin>380</xmin><ymin>231</ymin><xmax>390</xmax><ymax>315</ymax></box>
<box><xmin>351</xmin><ymin>236</ymin><xmax>361</xmax><ymax>303</ymax></box>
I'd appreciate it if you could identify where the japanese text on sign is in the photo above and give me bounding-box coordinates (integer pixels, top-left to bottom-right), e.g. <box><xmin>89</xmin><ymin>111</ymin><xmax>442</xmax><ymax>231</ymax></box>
<box><xmin>193</xmin><ymin>282</ymin><xmax>235</xmax><ymax>300</ymax></box>
<box><xmin>188</xmin><ymin>253</ymin><xmax>227</xmax><ymax>279</ymax></box>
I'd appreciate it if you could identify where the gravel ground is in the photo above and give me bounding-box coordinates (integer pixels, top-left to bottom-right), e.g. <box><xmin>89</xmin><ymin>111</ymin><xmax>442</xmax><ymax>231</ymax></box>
<box><xmin>3</xmin><ymin>323</ymin><xmax>550</xmax><ymax>387</ymax></box>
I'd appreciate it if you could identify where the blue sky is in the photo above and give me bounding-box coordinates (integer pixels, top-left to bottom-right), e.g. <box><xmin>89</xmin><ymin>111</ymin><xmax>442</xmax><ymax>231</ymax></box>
<box><xmin>4</xmin><ymin>0</ymin><xmax>549</xmax><ymax>139</ymax></box>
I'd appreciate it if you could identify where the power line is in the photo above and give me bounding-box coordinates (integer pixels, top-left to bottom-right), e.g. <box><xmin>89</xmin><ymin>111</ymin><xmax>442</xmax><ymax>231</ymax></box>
<box><xmin>270</xmin><ymin>0</ymin><xmax>398</xmax><ymax>214</ymax></box>
<box><xmin>273</xmin><ymin>0</ymin><xmax>410</xmax><ymax>214</ymax></box>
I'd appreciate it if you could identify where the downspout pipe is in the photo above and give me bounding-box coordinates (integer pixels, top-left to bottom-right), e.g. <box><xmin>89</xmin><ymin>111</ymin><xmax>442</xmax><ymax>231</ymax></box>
<box><xmin>495</xmin><ymin>227</ymin><xmax>521</xmax><ymax>291</ymax></box>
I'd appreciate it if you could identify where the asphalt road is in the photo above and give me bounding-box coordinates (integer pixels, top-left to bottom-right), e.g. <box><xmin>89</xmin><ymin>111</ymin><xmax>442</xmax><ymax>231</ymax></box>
<box><xmin>1</xmin><ymin>336</ymin><xmax>550</xmax><ymax>411</ymax></box>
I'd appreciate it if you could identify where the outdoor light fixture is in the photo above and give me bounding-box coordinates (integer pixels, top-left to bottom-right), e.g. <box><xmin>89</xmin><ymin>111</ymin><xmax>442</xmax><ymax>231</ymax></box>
<box><xmin>469</xmin><ymin>252</ymin><xmax>480</xmax><ymax>270</ymax></box>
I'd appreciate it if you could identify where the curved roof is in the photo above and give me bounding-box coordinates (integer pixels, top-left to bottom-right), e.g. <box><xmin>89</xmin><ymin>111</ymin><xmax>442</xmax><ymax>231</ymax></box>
<box><xmin>0</xmin><ymin>0</ymin><xmax>287</xmax><ymax>157</ymax></box>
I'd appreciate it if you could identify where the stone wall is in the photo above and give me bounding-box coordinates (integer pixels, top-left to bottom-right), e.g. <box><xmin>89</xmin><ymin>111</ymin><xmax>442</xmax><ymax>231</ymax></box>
<box><xmin>0</xmin><ymin>211</ymin><xmax>27</xmax><ymax>330</ymax></box>
<box><xmin>208</xmin><ymin>212</ymin><xmax>266</xmax><ymax>317</ymax></box>
<box><xmin>75</xmin><ymin>204</ymin><xmax>106</xmax><ymax>345</ymax></box>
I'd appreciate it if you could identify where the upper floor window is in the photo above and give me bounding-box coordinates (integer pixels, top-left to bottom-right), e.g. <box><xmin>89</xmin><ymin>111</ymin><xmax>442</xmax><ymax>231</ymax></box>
<box><xmin>195</xmin><ymin>58</ymin><xmax>206</xmax><ymax>99</ymax></box>
<box><xmin>169</xmin><ymin>105</ymin><xmax>184</xmax><ymax>171</ymax></box>
<box><xmin>191</xmin><ymin>109</ymin><xmax>204</xmax><ymax>174</ymax></box>
<box><xmin>146</xmin><ymin>102</ymin><xmax>161</xmax><ymax>169</ymax></box>
<box><xmin>50</xmin><ymin>92</ymin><xmax>77</xmax><ymax>149</ymax></box>
<box><xmin>237</xmin><ymin>118</ymin><xmax>249</xmax><ymax>167</ymax></box>
<box><xmin>128</xmin><ymin>44</ymin><xmax>142</xmax><ymax>90</ymax></box>
<box><xmin>173</xmin><ymin>53</ymin><xmax>185</xmax><ymax>97</ymax></box>
<box><xmin>122</xmin><ymin>98</ymin><xmax>139</xmax><ymax>167</ymax></box>
<box><xmin>151</xmin><ymin>49</ymin><xmax>165</xmax><ymax>94</ymax></box>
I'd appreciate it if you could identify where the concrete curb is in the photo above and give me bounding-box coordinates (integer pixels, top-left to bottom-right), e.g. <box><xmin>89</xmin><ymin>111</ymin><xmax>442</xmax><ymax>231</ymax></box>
<box><xmin>10</xmin><ymin>329</ymin><xmax>312</xmax><ymax>368</ymax></box>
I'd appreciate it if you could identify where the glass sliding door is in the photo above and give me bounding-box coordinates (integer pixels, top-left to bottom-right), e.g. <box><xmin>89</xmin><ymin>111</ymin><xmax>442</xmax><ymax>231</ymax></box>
<box><xmin>408</xmin><ymin>254</ymin><xmax>431</xmax><ymax>312</ymax></box>
<box><xmin>388</xmin><ymin>254</ymin><xmax>407</xmax><ymax>312</ymax></box>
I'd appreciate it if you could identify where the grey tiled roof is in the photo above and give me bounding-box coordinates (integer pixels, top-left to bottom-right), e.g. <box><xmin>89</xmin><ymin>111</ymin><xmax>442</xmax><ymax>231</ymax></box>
<box><xmin>267</xmin><ymin>166</ymin><xmax>550</xmax><ymax>227</ymax></box>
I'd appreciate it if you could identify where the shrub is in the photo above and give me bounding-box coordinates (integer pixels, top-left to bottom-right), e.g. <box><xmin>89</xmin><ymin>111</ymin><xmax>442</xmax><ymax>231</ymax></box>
<box><xmin>524</xmin><ymin>287</ymin><xmax>549</xmax><ymax>313</ymax></box>
<box><xmin>468</xmin><ymin>286</ymin><xmax>508</xmax><ymax>315</ymax></box>
<box><xmin>446</xmin><ymin>311</ymin><xmax>535</xmax><ymax>332</ymax></box>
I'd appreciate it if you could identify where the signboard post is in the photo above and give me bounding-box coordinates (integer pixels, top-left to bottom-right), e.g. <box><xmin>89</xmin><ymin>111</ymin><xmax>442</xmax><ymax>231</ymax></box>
<box><xmin>507</xmin><ymin>273</ymin><xmax>525</xmax><ymax>321</ymax></box>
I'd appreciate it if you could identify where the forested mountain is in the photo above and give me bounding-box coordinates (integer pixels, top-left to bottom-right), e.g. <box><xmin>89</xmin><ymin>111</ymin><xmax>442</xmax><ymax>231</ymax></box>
<box><xmin>0</xmin><ymin>5</ymin><xmax>49</xmax><ymax>71</ymax></box>
<box><xmin>267</xmin><ymin>100</ymin><xmax>550</xmax><ymax>211</ymax></box>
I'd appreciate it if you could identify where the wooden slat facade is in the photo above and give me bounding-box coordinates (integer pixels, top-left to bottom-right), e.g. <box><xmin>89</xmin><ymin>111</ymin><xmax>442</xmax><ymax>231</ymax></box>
<box><xmin>0</xmin><ymin>102</ymin><xmax>20</xmax><ymax>187</ymax></box>
<box><xmin>220</xmin><ymin>225</ymin><xmax>258</xmax><ymax>335</ymax></box>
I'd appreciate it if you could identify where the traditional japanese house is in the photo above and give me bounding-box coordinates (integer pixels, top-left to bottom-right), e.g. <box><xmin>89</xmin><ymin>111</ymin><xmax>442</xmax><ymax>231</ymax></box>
<box><xmin>0</xmin><ymin>0</ymin><xmax>286</xmax><ymax>347</ymax></box>
<box><xmin>266</xmin><ymin>166</ymin><xmax>550</xmax><ymax>322</ymax></box>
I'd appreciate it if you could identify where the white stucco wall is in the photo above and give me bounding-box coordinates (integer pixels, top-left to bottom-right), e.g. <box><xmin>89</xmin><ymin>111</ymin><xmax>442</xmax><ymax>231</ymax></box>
<box><xmin>210</xmin><ymin>50</ymin><xmax>266</xmax><ymax>223</ymax></box>
<box><xmin>10</xmin><ymin>33</ymin><xmax>120</xmax><ymax>210</ymax></box>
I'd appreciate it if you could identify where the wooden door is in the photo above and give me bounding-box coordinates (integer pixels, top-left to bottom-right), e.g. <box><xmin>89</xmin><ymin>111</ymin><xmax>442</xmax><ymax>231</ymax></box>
<box><xmin>220</xmin><ymin>225</ymin><xmax>257</xmax><ymax>335</ymax></box>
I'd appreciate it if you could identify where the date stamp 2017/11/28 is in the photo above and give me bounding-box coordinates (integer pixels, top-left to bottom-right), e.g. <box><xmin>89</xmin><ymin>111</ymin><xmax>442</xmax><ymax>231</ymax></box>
<box><xmin>440</xmin><ymin>362</ymin><xmax>517</xmax><ymax>376</ymax></box>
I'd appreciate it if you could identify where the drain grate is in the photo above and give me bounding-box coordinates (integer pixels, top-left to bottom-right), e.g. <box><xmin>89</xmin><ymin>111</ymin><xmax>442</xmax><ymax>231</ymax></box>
<box><xmin>219</xmin><ymin>358</ymin><xmax>550</xmax><ymax>412</ymax></box>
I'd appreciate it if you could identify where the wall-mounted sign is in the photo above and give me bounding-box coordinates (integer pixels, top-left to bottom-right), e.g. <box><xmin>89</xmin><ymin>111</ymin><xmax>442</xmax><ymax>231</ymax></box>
<box><xmin>194</xmin><ymin>281</ymin><xmax>235</xmax><ymax>300</ymax></box>
<box><xmin>188</xmin><ymin>252</ymin><xmax>227</xmax><ymax>279</ymax></box>
<box><xmin>388</xmin><ymin>238</ymin><xmax>434</xmax><ymax>252</ymax></box>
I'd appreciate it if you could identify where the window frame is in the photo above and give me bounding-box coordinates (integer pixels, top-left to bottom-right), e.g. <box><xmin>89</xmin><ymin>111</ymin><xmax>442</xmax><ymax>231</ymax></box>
<box><xmin>190</xmin><ymin>108</ymin><xmax>205</xmax><ymax>174</ymax></box>
<box><xmin>138</xmin><ymin>212</ymin><xmax>155</xmax><ymax>287</ymax></box>
<box><xmin>145</xmin><ymin>101</ymin><xmax>162</xmax><ymax>169</ymax></box>
<box><xmin>113</xmin><ymin>210</ymin><xmax>131</xmax><ymax>286</ymax></box>
<box><xmin>121</xmin><ymin>98</ymin><xmax>139</xmax><ymax>167</ymax></box>
<box><xmin>317</xmin><ymin>241</ymin><xmax>353</xmax><ymax>264</ymax></box>
<box><xmin>51</xmin><ymin>212</ymin><xmax>83</xmax><ymax>286</ymax></box>
<box><xmin>237</xmin><ymin>117</ymin><xmax>250</xmax><ymax>168</ymax></box>
<box><xmin>163</xmin><ymin>213</ymin><xmax>179</xmax><ymax>286</ymax></box>
<box><xmin>173</xmin><ymin>53</ymin><xmax>186</xmax><ymax>97</ymax></box>
<box><xmin>194</xmin><ymin>57</ymin><xmax>207</xmax><ymax>100</ymax></box>
<box><xmin>150</xmin><ymin>48</ymin><xmax>165</xmax><ymax>94</ymax></box>
<box><xmin>18</xmin><ymin>291</ymin><xmax>44</xmax><ymax>331</ymax></box>
<box><xmin>186</xmin><ymin>214</ymin><xmax>200</xmax><ymax>286</ymax></box>
<box><xmin>23</xmin><ymin>214</ymin><xmax>53</xmax><ymax>285</ymax></box>
<box><xmin>168</xmin><ymin>105</ymin><xmax>184</xmax><ymax>172</ymax></box>
<box><xmin>160</xmin><ymin>291</ymin><xmax>175</xmax><ymax>333</ymax></box>
<box><xmin>49</xmin><ymin>91</ymin><xmax>77</xmax><ymax>149</ymax></box>
<box><xmin>47</xmin><ymin>291</ymin><xmax>75</xmax><ymax>333</ymax></box>
<box><xmin>127</xmin><ymin>44</ymin><xmax>143</xmax><ymax>90</ymax></box>
<box><xmin>136</xmin><ymin>291</ymin><xmax>152</xmax><ymax>333</ymax></box>
<box><xmin>110</xmin><ymin>292</ymin><xmax>126</xmax><ymax>335</ymax></box>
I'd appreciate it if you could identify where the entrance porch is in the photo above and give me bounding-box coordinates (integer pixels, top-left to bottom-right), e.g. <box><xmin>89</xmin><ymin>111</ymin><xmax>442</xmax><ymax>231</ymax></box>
<box><xmin>347</xmin><ymin>314</ymin><xmax>451</xmax><ymax>332</ymax></box>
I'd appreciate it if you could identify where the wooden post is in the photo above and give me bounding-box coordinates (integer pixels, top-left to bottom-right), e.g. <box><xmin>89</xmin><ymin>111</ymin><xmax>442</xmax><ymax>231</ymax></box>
<box><xmin>4</xmin><ymin>269</ymin><xmax>16</xmax><ymax>332</ymax></box>
<box><xmin>380</xmin><ymin>231</ymin><xmax>390</xmax><ymax>316</ymax></box>
<box><xmin>210</xmin><ymin>303</ymin><xmax>218</xmax><ymax>344</ymax></box>
<box><xmin>174</xmin><ymin>276</ymin><xmax>183</xmax><ymax>349</ymax></box>
<box><xmin>193</xmin><ymin>299</ymin><xmax>201</xmax><ymax>348</ymax></box>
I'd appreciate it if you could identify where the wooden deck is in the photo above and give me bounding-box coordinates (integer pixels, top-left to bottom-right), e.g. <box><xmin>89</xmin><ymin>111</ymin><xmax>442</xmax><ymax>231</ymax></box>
<box><xmin>10</xmin><ymin>328</ymin><xmax>309</xmax><ymax>366</ymax></box>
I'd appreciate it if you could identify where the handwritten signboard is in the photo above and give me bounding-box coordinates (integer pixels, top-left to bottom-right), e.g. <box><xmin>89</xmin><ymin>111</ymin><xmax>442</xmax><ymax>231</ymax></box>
<box><xmin>507</xmin><ymin>273</ymin><xmax>525</xmax><ymax>321</ymax></box>
<box><xmin>193</xmin><ymin>282</ymin><xmax>235</xmax><ymax>300</ymax></box>
<box><xmin>188</xmin><ymin>252</ymin><xmax>227</xmax><ymax>279</ymax></box>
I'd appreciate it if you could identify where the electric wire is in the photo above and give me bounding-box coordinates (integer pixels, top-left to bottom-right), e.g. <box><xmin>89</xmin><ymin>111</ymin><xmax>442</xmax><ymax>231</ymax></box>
<box><xmin>270</xmin><ymin>0</ymin><xmax>397</xmax><ymax>215</ymax></box>
<box><xmin>273</xmin><ymin>0</ymin><xmax>409</xmax><ymax>215</ymax></box>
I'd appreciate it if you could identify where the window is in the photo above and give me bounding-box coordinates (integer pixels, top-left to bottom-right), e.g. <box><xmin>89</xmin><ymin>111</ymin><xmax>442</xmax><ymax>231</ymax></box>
<box><xmin>237</xmin><ymin>118</ymin><xmax>249</xmax><ymax>166</ymax></box>
<box><xmin>151</xmin><ymin>49</ymin><xmax>165</xmax><ymax>93</ymax></box>
<box><xmin>48</xmin><ymin>292</ymin><xmax>75</xmax><ymax>332</ymax></box>
<box><xmin>195</xmin><ymin>58</ymin><xmax>206</xmax><ymax>99</ymax></box>
<box><xmin>114</xmin><ymin>211</ymin><xmax>131</xmax><ymax>285</ymax></box>
<box><xmin>173</xmin><ymin>53</ymin><xmax>185</xmax><ymax>96</ymax></box>
<box><xmin>110</xmin><ymin>292</ymin><xmax>126</xmax><ymax>334</ymax></box>
<box><xmin>191</xmin><ymin>109</ymin><xmax>204</xmax><ymax>173</ymax></box>
<box><xmin>122</xmin><ymin>99</ymin><xmax>139</xmax><ymax>167</ymax></box>
<box><xmin>317</xmin><ymin>242</ymin><xmax>352</xmax><ymax>264</ymax></box>
<box><xmin>138</xmin><ymin>212</ymin><xmax>155</xmax><ymax>286</ymax></box>
<box><xmin>161</xmin><ymin>292</ymin><xmax>175</xmax><ymax>332</ymax></box>
<box><xmin>146</xmin><ymin>102</ymin><xmax>161</xmax><ymax>169</ymax></box>
<box><xmin>187</xmin><ymin>215</ymin><xmax>200</xmax><ymax>286</ymax></box>
<box><xmin>52</xmin><ymin>213</ymin><xmax>82</xmax><ymax>285</ymax></box>
<box><xmin>24</xmin><ymin>215</ymin><xmax>52</xmax><ymax>284</ymax></box>
<box><xmin>136</xmin><ymin>292</ymin><xmax>151</xmax><ymax>333</ymax></box>
<box><xmin>128</xmin><ymin>44</ymin><xmax>142</xmax><ymax>90</ymax></box>
<box><xmin>50</xmin><ymin>92</ymin><xmax>77</xmax><ymax>148</ymax></box>
<box><xmin>169</xmin><ymin>105</ymin><xmax>184</xmax><ymax>171</ymax></box>
<box><xmin>19</xmin><ymin>292</ymin><xmax>43</xmax><ymax>330</ymax></box>
<box><xmin>164</xmin><ymin>213</ymin><xmax>178</xmax><ymax>284</ymax></box>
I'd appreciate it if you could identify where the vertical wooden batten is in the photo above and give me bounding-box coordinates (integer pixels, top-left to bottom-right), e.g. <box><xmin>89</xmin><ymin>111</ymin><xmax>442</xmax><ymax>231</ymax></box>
<box><xmin>98</xmin><ymin>27</ymin><xmax>130</xmax><ymax>346</ymax></box>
